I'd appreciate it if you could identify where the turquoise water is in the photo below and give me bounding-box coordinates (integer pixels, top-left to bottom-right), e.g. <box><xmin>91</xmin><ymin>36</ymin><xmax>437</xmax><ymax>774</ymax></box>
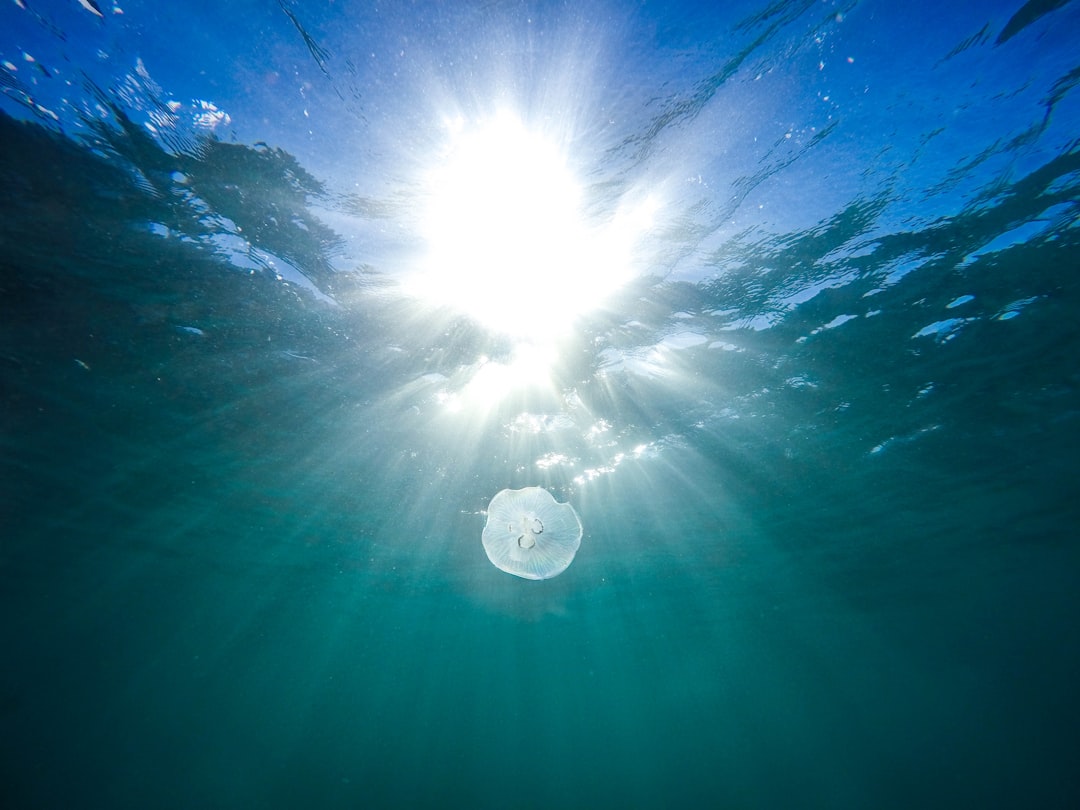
<box><xmin>3</xmin><ymin>1</ymin><xmax>1080</xmax><ymax>807</ymax></box>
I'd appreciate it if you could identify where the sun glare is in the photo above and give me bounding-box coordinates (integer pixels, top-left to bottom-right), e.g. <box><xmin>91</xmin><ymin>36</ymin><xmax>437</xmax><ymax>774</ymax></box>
<box><xmin>410</xmin><ymin>111</ymin><xmax>652</xmax><ymax>341</ymax></box>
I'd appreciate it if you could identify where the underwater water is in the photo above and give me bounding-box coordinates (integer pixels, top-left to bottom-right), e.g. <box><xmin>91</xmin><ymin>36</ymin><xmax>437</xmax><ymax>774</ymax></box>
<box><xmin>2</xmin><ymin>0</ymin><xmax>1079</xmax><ymax>807</ymax></box>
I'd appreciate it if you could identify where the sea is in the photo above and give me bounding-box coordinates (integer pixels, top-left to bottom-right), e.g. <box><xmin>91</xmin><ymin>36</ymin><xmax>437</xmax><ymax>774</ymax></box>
<box><xmin>2</xmin><ymin>1</ymin><xmax>1079</xmax><ymax>808</ymax></box>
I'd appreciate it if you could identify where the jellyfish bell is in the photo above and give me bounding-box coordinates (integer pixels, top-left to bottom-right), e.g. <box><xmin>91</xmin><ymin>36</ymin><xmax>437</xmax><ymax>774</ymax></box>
<box><xmin>482</xmin><ymin>487</ymin><xmax>582</xmax><ymax>580</ymax></box>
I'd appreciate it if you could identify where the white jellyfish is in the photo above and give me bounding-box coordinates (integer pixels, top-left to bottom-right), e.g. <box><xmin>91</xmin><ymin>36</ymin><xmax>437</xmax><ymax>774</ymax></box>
<box><xmin>482</xmin><ymin>487</ymin><xmax>582</xmax><ymax>580</ymax></box>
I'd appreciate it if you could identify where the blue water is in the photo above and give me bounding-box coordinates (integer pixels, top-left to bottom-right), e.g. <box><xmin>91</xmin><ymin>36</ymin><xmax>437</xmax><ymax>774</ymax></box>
<box><xmin>2</xmin><ymin>1</ymin><xmax>1079</xmax><ymax>807</ymax></box>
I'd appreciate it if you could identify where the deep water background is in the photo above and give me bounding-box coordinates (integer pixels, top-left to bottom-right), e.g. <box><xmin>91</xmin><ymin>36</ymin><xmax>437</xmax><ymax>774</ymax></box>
<box><xmin>3</xmin><ymin>1</ymin><xmax>1080</xmax><ymax>808</ymax></box>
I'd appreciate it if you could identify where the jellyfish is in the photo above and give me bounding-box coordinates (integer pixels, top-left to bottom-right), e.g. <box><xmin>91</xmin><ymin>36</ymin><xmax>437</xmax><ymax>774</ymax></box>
<box><xmin>482</xmin><ymin>487</ymin><xmax>582</xmax><ymax>580</ymax></box>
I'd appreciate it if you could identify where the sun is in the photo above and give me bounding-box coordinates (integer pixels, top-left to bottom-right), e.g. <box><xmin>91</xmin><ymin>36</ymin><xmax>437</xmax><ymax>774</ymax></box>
<box><xmin>407</xmin><ymin>110</ymin><xmax>653</xmax><ymax>342</ymax></box>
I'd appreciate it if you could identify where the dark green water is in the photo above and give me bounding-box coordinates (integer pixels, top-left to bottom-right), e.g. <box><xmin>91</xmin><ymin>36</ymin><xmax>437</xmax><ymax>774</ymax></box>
<box><xmin>3</xmin><ymin>0</ymin><xmax>1080</xmax><ymax>803</ymax></box>
<box><xmin>2</xmin><ymin>107</ymin><xmax>1079</xmax><ymax>808</ymax></box>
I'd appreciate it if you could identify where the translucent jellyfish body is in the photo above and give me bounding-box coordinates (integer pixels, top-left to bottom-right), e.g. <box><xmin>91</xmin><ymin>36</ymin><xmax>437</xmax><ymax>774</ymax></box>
<box><xmin>482</xmin><ymin>487</ymin><xmax>582</xmax><ymax>579</ymax></box>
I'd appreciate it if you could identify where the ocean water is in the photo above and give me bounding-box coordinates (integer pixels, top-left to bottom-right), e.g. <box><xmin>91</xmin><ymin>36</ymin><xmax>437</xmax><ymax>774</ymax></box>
<box><xmin>2</xmin><ymin>1</ymin><xmax>1079</xmax><ymax>807</ymax></box>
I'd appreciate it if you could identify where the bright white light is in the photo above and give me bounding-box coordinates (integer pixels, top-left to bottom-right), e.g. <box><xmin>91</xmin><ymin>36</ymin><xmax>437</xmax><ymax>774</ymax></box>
<box><xmin>454</xmin><ymin>342</ymin><xmax>557</xmax><ymax>412</ymax></box>
<box><xmin>409</xmin><ymin>111</ymin><xmax>653</xmax><ymax>340</ymax></box>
